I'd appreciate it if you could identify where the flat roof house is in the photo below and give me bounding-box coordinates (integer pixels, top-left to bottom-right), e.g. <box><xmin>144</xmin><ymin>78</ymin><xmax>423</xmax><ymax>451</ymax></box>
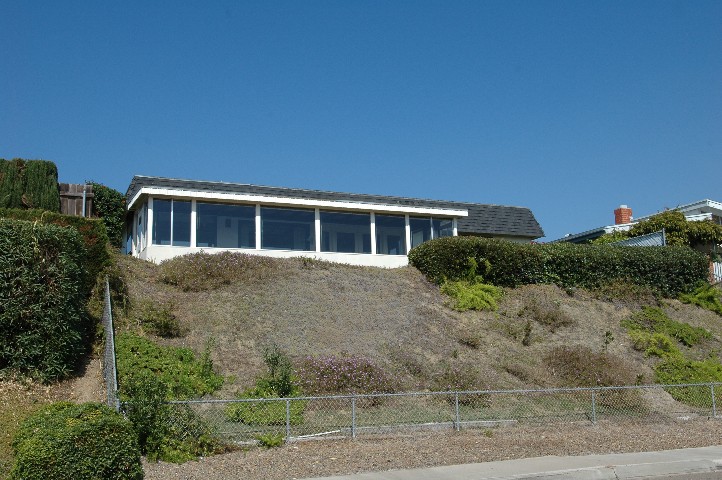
<box><xmin>126</xmin><ymin>176</ymin><xmax>544</xmax><ymax>267</ymax></box>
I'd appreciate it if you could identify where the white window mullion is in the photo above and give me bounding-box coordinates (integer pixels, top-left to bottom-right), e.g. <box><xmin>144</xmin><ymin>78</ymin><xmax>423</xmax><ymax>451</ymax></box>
<box><xmin>370</xmin><ymin>212</ymin><xmax>377</xmax><ymax>254</ymax></box>
<box><xmin>453</xmin><ymin>218</ymin><xmax>458</xmax><ymax>236</ymax></box>
<box><xmin>314</xmin><ymin>208</ymin><xmax>321</xmax><ymax>252</ymax></box>
<box><xmin>170</xmin><ymin>200</ymin><xmax>174</xmax><ymax>246</ymax></box>
<box><xmin>405</xmin><ymin>214</ymin><xmax>411</xmax><ymax>254</ymax></box>
<box><xmin>190</xmin><ymin>200</ymin><xmax>197</xmax><ymax>248</ymax></box>
<box><xmin>255</xmin><ymin>204</ymin><xmax>261</xmax><ymax>250</ymax></box>
<box><xmin>147</xmin><ymin>197</ymin><xmax>154</xmax><ymax>247</ymax></box>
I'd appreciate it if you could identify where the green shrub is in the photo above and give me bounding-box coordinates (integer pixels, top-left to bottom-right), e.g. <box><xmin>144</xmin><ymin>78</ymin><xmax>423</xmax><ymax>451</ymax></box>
<box><xmin>441</xmin><ymin>280</ymin><xmax>503</xmax><ymax>312</ymax></box>
<box><xmin>121</xmin><ymin>371</ymin><xmax>223</xmax><ymax>463</ymax></box>
<box><xmin>10</xmin><ymin>402</ymin><xmax>142</xmax><ymax>480</ymax></box>
<box><xmin>408</xmin><ymin>237</ymin><xmax>708</xmax><ymax>297</ymax></box>
<box><xmin>0</xmin><ymin>208</ymin><xmax>111</xmax><ymax>294</ymax></box>
<box><xmin>159</xmin><ymin>251</ymin><xmax>282</xmax><ymax>291</ymax></box>
<box><xmin>0</xmin><ymin>219</ymin><xmax>89</xmax><ymax>381</ymax></box>
<box><xmin>0</xmin><ymin>159</ymin><xmax>60</xmax><ymax>212</ymax></box>
<box><xmin>89</xmin><ymin>182</ymin><xmax>126</xmax><ymax>249</ymax></box>
<box><xmin>116</xmin><ymin>333</ymin><xmax>223</xmax><ymax>399</ymax></box>
<box><xmin>622</xmin><ymin>306</ymin><xmax>711</xmax><ymax>347</ymax></box>
<box><xmin>680</xmin><ymin>283</ymin><xmax>722</xmax><ymax>316</ymax></box>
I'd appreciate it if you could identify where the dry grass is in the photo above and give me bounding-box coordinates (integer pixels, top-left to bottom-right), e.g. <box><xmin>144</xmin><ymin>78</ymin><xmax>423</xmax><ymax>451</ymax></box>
<box><xmin>115</xmin><ymin>252</ymin><xmax>722</xmax><ymax>398</ymax></box>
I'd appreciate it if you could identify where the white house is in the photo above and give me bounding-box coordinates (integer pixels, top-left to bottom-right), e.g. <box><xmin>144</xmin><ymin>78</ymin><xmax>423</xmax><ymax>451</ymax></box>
<box><xmin>125</xmin><ymin>176</ymin><xmax>544</xmax><ymax>267</ymax></box>
<box><xmin>555</xmin><ymin>200</ymin><xmax>722</xmax><ymax>244</ymax></box>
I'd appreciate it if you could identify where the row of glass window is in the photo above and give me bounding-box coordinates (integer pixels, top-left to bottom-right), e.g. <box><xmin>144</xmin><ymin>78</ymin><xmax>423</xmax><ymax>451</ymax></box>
<box><xmin>151</xmin><ymin>199</ymin><xmax>453</xmax><ymax>255</ymax></box>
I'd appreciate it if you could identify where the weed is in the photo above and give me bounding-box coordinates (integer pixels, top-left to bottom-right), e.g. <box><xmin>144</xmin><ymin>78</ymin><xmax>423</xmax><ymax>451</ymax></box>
<box><xmin>522</xmin><ymin>320</ymin><xmax>533</xmax><ymax>346</ymax></box>
<box><xmin>134</xmin><ymin>300</ymin><xmax>183</xmax><ymax>338</ymax></box>
<box><xmin>256</xmin><ymin>433</ymin><xmax>284</xmax><ymax>448</ymax></box>
<box><xmin>297</xmin><ymin>354</ymin><xmax>395</xmax><ymax>395</ymax></box>
<box><xmin>602</xmin><ymin>331</ymin><xmax>614</xmax><ymax>353</ymax></box>
<box><xmin>519</xmin><ymin>299</ymin><xmax>574</xmax><ymax>332</ymax></box>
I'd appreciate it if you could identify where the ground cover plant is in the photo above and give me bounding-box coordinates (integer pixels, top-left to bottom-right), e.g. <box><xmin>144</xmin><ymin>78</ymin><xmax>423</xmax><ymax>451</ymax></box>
<box><xmin>622</xmin><ymin>306</ymin><xmax>711</xmax><ymax>348</ymax></box>
<box><xmin>297</xmin><ymin>353</ymin><xmax>395</xmax><ymax>395</ymax></box>
<box><xmin>116</xmin><ymin>332</ymin><xmax>223</xmax><ymax>399</ymax></box>
<box><xmin>680</xmin><ymin>283</ymin><xmax>722</xmax><ymax>316</ymax></box>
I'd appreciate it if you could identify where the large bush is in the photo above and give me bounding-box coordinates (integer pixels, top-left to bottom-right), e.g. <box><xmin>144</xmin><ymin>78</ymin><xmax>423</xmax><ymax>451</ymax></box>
<box><xmin>89</xmin><ymin>181</ymin><xmax>126</xmax><ymax>249</ymax></box>
<box><xmin>0</xmin><ymin>208</ymin><xmax>111</xmax><ymax>294</ymax></box>
<box><xmin>10</xmin><ymin>402</ymin><xmax>142</xmax><ymax>480</ymax></box>
<box><xmin>408</xmin><ymin>237</ymin><xmax>708</xmax><ymax>296</ymax></box>
<box><xmin>0</xmin><ymin>219</ymin><xmax>88</xmax><ymax>381</ymax></box>
<box><xmin>0</xmin><ymin>158</ymin><xmax>60</xmax><ymax>212</ymax></box>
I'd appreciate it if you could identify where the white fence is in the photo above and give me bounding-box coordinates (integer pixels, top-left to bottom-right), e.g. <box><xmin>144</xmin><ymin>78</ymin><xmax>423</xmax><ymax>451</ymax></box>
<box><xmin>713</xmin><ymin>262</ymin><xmax>722</xmax><ymax>284</ymax></box>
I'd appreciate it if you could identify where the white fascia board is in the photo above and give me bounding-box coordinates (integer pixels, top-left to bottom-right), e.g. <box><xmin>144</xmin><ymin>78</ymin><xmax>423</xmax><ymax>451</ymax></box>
<box><xmin>127</xmin><ymin>187</ymin><xmax>468</xmax><ymax>217</ymax></box>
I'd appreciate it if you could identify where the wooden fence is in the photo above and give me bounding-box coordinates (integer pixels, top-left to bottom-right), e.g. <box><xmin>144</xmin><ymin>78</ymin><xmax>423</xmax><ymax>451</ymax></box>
<box><xmin>59</xmin><ymin>183</ymin><xmax>94</xmax><ymax>217</ymax></box>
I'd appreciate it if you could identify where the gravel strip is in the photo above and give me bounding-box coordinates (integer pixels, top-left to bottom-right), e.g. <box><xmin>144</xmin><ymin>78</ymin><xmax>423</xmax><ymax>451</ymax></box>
<box><xmin>144</xmin><ymin>418</ymin><xmax>722</xmax><ymax>480</ymax></box>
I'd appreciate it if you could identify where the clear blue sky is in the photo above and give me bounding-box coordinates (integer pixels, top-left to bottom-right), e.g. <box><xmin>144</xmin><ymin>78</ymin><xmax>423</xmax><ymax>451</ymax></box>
<box><xmin>2</xmin><ymin>1</ymin><xmax>720</xmax><ymax>241</ymax></box>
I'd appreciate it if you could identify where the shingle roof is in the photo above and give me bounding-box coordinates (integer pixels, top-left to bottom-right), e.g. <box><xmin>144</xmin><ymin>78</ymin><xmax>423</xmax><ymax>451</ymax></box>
<box><xmin>126</xmin><ymin>175</ymin><xmax>544</xmax><ymax>239</ymax></box>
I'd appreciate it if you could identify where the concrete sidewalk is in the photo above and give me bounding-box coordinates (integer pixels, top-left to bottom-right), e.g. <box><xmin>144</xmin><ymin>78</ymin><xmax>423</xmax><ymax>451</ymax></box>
<box><xmin>303</xmin><ymin>446</ymin><xmax>722</xmax><ymax>479</ymax></box>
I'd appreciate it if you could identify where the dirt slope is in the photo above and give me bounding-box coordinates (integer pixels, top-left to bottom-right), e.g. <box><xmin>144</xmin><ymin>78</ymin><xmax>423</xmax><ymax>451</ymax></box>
<box><xmin>115</xmin><ymin>254</ymin><xmax>722</xmax><ymax>397</ymax></box>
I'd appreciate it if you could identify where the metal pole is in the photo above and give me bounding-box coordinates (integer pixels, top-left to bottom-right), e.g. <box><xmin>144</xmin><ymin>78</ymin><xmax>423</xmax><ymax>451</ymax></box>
<box><xmin>454</xmin><ymin>392</ymin><xmax>460</xmax><ymax>431</ymax></box>
<box><xmin>711</xmin><ymin>384</ymin><xmax>717</xmax><ymax>418</ymax></box>
<box><xmin>286</xmin><ymin>399</ymin><xmax>291</xmax><ymax>442</ymax></box>
<box><xmin>82</xmin><ymin>184</ymin><xmax>87</xmax><ymax>217</ymax></box>
<box><xmin>351</xmin><ymin>396</ymin><xmax>357</xmax><ymax>439</ymax></box>
<box><xmin>591</xmin><ymin>390</ymin><xmax>597</xmax><ymax>424</ymax></box>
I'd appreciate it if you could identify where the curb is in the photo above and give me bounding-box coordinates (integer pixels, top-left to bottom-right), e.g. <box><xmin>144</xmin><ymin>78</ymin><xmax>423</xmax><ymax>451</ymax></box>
<box><xmin>302</xmin><ymin>446</ymin><xmax>722</xmax><ymax>480</ymax></box>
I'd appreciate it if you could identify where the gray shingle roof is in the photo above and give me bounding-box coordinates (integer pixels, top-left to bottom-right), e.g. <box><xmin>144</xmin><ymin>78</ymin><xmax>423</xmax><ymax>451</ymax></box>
<box><xmin>126</xmin><ymin>175</ymin><xmax>544</xmax><ymax>239</ymax></box>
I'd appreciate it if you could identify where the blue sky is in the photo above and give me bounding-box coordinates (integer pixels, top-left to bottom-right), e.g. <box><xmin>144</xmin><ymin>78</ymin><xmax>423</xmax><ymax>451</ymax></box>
<box><xmin>2</xmin><ymin>1</ymin><xmax>720</xmax><ymax>241</ymax></box>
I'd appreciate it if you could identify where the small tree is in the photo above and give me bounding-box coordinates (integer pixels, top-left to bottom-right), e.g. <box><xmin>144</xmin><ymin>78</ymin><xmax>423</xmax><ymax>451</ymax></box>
<box><xmin>89</xmin><ymin>181</ymin><xmax>126</xmax><ymax>248</ymax></box>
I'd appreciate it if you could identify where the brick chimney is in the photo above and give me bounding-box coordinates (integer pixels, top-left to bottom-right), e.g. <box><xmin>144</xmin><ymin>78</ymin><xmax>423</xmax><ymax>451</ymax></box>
<box><xmin>614</xmin><ymin>205</ymin><xmax>632</xmax><ymax>225</ymax></box>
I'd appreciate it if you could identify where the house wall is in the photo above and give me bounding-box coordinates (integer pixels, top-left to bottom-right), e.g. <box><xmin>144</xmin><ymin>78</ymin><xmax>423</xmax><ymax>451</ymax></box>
<box><xmin>131</xmin><ymin>194</ymin><xmax>463</xmax><ymax>268</ymax></box>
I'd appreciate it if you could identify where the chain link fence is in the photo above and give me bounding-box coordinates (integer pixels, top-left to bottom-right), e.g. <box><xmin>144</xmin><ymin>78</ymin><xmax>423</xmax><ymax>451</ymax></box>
<box><xmin>157</xmin><ymin>382</ymin><xmax>722</xmax><ymax>446</ymax></box>
<box><xmin>101</xmin><ymin>276</ymin><xmax>120</xmax><ymax>411</ymax></box>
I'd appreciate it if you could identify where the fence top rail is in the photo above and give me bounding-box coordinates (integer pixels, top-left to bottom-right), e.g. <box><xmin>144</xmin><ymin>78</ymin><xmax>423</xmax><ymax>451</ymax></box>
<box><xmin>159</xmin><ymin>382</ymin><xmax>722</xmax><ymax>405</ymax></box>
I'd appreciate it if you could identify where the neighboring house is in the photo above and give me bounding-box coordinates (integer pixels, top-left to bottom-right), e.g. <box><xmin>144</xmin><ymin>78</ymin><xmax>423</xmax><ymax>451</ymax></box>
<box><xmin>555</xmin><ymin>200</ymin><xmax>722</xmax><ymax>244</ymax></box>
<box><xmin>125</xmin><ymin>175</ymin><xmax>544</xmax><ymax>267</ymax></box>
<box><xmin>555</xmin><ymin>200</ymin><xmax>722</xmax><ymax>283</ymax></box>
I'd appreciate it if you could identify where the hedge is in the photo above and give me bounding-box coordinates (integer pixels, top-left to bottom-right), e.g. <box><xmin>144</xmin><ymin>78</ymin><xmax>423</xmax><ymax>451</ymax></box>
<box><xmin>0</xmin><ymin>208</ymin><xmax>111</xmax><ymax>295</ymax></box>
<box><xmin>10</xmin><ymin>402</ymin><xmax>142</xmax><ymax>480</ymax></box>
<box><xmin>0</xmin><ymin>219</ymin><xmax>89</xmax><ymax>381</ymax></box>
<box><xmin>408</xmin><ymin>237</ymin><xmax>709</xmax><ymax>296</ymax></box>
<box><xmin>0</xmin><ymin>158</ymin><xmax>60</xmax><ymax>212</ymax></box>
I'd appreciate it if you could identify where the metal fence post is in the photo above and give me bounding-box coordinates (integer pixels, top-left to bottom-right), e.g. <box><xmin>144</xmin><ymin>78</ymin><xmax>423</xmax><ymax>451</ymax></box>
<box><xmin>351</xmin><ymin>396</ymin><xmax>357</xmax><ymax>439</ymax></box>
<box><xmin>591</xmin><ymin>390</ymin><xmax>597</xmax><ymax>424</ymax></box>
<box><xmin>711</xmin><ymin>384</ymin><xmax>717</xmax><ymax>418</ymax></box>
<box><xmin>286</xmin><ymin>399</ymin><xmax>291</xmax><ymax>442</ymax></box>
<box><xmin>454</xmin><ymin>392</ymin><xmax>460</xmax><ymax>431</ymax></box>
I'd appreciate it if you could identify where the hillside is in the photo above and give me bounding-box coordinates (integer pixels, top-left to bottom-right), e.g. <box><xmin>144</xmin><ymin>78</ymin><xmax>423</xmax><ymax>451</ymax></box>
<box><xmin>115</xmin><ymin>253</ymin><xmax>722</xmax><ymax>396</ymax></box>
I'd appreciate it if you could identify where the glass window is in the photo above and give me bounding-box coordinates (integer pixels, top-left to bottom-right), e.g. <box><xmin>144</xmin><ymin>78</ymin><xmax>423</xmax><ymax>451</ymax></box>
<box><xmin>410</xmin><ymin>217</ymin><xmax>432</xmax><ymax>249</ymax></box>
<box><xmin>432</xmin><ymin>218</ymin><xmax>454</xmax><ymax>238</ymax></box>
<box><xmin>320</xmin><ymin>211</ymin><xmax>371</xmax><ymax>254</ymax></box>
<box><xmin>261</xmin><ymin>207</ymin><xmax>315</xmax><ymax>251</ymax></box>
<box><xmin>152</xmin><ymin>199</ymin><xmax>191</xmax><ymax>247</ymax></box>
<box><xmin>375</xmin><ymin>214</ymin><xmax>406</xmax><ymax>255</ymax></box>
<box><xmin>153</xmin><ymin>199</ymin><xmax>171</xmax><ymax>245</ymax></box>
<box><xmin>173</xmin><ymin>201</ymin><xmax>191</xmax><ymax>247</ymax></box>
<box><xmin>197</xmin><ymin>202</ymin><xmax>255</xmax><ymax>248</ymax></box>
